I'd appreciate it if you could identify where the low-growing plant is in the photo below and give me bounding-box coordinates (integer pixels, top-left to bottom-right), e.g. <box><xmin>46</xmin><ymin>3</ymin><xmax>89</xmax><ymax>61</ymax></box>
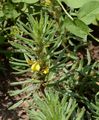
<box><xmin>9</xmin><ymin>11</ymin><xmax>67</xmax><ymax>98</ymax></box>
<box><xmin>28</xmin><ymin>90</ymin><xmax>85</xmax><ymax>120</ymax></box>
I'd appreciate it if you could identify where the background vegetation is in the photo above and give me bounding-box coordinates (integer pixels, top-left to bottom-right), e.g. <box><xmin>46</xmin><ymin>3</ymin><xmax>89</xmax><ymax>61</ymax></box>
<box><xmin>0</xmin><ymin>0</ymin><xmax>99</xmax><ymax>119</ymax></box>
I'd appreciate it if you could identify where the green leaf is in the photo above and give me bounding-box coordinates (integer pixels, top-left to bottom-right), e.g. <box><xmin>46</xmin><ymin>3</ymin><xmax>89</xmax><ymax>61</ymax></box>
<box><xmin>77</xmin><ymin>59</ymin><xmax>83</xmax><ymax>71</ymax></box>
<box><xmin>9</xmin><ymin>41</ymin><xmax>34</xmax><ymax>54</ymax></box>
<box><xmin>76</xmin><ymin>107</ymin><xmax>85</xmax><ymax>120</ymax></box>
<box><xmin>9</xmin><ymin>85</ymin><xmax>33</xmax><ymax>96</ymax></box>
<box><xmin>9</xmin><ymin>100</ymin><xmax>23</xmax><ymax>110</ymax></box>
<box><xmin>11</xmin><ymin>57</ymin><xmax>26</xmax><ymax>63</ymax></box>
<box><xmin>0</xmin><ymin>10</ymin><xmax>4</xmax><ymax>17</ymax></box>
<box><xmin>65</xmin><ymin>99</ymin><xmax>77</xmax><ymax>120</ymax></box>
<box><xmin>12</xmin><ymin>0</ymin><xmax>39</xmax><ymax>3</ymax></box>
<box><xmin>62</xmin><ymin>0</ymin><xmax>99</xmax><ymax>8</ymax></box>
<box><xmin>10</xmin><ymin>79</ymin><xmax>32</xmax><ymax>85</ymax></box>
<box><xmin>3</xmin><ymin>3</ymin><xmax>20</xmax><ymax>19</ymax></box>
<box><xmin>65</xmin><ymin>18</ymin><xmax>89</xmax><ymax>38</ymax></box>
<box><xmin>78</xmin><ymin>1</ymin><xmax>99</xmax><ymax>24</ymax></box>
<box><xmin>10</xmin><ymin>61</ymin><xmax>28</xmax><ymax>66</ymax></box>
<box><xmin>12</xmin><ymin>68</ymin><xmax>30</xmax><ymax>74</ymax></box>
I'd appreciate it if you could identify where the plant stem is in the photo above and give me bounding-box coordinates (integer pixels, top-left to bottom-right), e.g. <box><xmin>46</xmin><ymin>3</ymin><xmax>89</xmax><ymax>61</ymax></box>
<box><xmin>57</xmin><ymin>0</ymin><xmax>74</xmax><ymax>21</ymax></box>
<box><xmin>89</xmin><ymin>33</ymin><xmax>99</xmax><ymax>42</ymax></box>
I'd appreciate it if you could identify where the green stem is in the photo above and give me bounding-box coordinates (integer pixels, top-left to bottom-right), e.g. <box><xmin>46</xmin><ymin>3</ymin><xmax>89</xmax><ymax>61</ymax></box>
<box><xmin>57</xmin><ymin>0</ymin><xmax>74</xmax><ymax>21</ymax></box>
<box><xmin>89</xmin><ymin>33</ymin><xmax>99</xmax><ymax>42</ymax></box>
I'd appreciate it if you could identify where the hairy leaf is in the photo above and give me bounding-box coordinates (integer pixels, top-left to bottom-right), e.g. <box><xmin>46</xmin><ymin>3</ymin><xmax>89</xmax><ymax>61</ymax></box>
<box><xmin>62</xmin><ymin>0</ymin><xmax>99</xmax><ymax>8</ymax></box>
<box><xmin>65</xmin><ymin>18</ymin><xmax>89</xmax><ymax>38</ymax></box>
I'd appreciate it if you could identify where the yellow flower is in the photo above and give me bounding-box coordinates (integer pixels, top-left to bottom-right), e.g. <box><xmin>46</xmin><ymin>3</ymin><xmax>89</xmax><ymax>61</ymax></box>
<box><xmin>45</xmin><ymin>0</ymin><xmax>51</xmax><ymax>6</ymax></box>
<box><xmin>41</xmin><ymin>0</ymin><xmax>51</xmax><ymax>6</ymax></box>
<box><xmin>43</xmin><ymin>67</ymin><xmax>49</xmax><ymax>74</ymax></box>
<box><xmin>31</xmin><ymin>61</ymin><xmax>41</xmax><ymax>72</ymax></box>
<box><xmin>10</xmin><ymin>26</ymin><xmax>20</xmax><ymax>36</ymax></box>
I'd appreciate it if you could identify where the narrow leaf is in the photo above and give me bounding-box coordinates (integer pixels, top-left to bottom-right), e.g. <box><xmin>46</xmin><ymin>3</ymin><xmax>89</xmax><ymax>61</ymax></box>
<box><xmin>9</xmin><ymin>100</ymin><xmax>23</xmax><ymax>110</ymax></box>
